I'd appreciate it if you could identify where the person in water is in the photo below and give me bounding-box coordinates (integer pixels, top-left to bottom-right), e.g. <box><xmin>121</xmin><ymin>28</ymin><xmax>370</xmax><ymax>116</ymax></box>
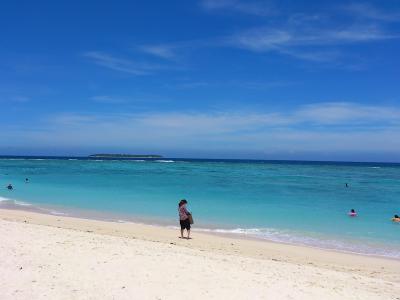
<box><xmin>6</xmin><ymin>184</ymin><xmax>13</xmax><ymax>190</ymax></box>
<box><xmin>178</xmin><ymin>199</ymin><xmax>191</xmax><ymax>239</ymax></box>
<box><xmin>348</xmin><ymin>209</ymin><xmax>357</xmax><ymax>217</ymax></box>
<box><xmin>392</xmin><ymin>215</ymin><xmax>400</xmax><ymax>223</ymax></box>
<box><xmin>345</xmin><ymin>183</ymin><xmax>349</xmax><ymax>188</ymax></box>
<box><xmin>25</xmin><ymin>178</ymin><xmax>29</xmax><ymax>183</ymax></box>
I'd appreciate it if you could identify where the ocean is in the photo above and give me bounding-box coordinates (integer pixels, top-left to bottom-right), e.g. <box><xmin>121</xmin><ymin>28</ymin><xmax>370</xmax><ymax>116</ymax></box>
<box><xmin>1</xmin><ymin>156</ymin><xmax>399</xmax><ymax>258</ymax></box>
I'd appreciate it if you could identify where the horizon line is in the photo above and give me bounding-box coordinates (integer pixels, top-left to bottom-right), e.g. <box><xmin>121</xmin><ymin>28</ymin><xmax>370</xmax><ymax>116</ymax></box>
<box><xmin>0</xmin><ymin>154</ymin><xmax>399</xmax><ymax>165</ymax></box>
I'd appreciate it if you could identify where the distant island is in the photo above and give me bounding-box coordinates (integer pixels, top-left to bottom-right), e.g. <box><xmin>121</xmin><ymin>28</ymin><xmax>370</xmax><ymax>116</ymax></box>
<box><xmin>88</xmin><ymin>154</ymin><xmax>163</xmax><ymax>158</ymax></box>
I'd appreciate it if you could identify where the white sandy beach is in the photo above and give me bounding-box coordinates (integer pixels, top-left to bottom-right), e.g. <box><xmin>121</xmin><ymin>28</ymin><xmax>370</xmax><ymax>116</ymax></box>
<box><xmin>0</xmin><ymin>208</ymin><xmax>399</xmax><ymax>300</ymax></box>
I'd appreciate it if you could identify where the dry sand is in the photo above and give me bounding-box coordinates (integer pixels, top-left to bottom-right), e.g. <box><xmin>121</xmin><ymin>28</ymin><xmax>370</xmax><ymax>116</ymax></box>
<box><xmin>0</xmin><ymin>208</ymin><xmax>399</xmax><ymax>300</ymax></box>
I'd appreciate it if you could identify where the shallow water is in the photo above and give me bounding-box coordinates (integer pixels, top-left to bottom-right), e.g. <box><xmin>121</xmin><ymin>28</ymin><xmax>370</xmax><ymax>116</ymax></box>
<box><xmin>1</xmin><ymin>157</ymin><xmax>399</xmax><ymax>258</ymax></box>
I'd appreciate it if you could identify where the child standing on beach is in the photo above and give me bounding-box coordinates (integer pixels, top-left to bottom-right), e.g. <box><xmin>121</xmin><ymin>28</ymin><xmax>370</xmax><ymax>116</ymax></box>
<box><xmin>178</xmin><ymin>199</ymin><xmax>191</xmax><ymax>239</ymax></box>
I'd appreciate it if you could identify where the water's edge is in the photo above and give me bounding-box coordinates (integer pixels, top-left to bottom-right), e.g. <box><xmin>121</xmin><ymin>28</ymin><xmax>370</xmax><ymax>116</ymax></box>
<box><xmin>1</xmin><ymin>196</ymin><xmax>399</xmax><ymax>261</ymax></box>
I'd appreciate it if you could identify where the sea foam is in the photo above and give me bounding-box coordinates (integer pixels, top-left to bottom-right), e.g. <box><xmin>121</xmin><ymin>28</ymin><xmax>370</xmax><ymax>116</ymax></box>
<box><xmin>194</xmin><ymin>226</ymin><xmax>400</xmax><ymax>259</ymax></box>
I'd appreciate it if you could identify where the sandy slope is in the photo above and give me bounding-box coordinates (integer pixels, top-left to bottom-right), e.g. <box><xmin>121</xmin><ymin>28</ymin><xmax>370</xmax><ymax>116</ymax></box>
<box><xmin>0</xmin><ymin>209</ymin><xmax>399</xmax><ymax>300</ymax></box>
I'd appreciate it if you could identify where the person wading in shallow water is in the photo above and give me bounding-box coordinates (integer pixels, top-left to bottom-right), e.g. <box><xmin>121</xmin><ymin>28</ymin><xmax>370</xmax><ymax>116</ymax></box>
<box><xmin>178</xmin><ymin>199</ymin><xmax>191</xmax><ymax>239</ymax></box>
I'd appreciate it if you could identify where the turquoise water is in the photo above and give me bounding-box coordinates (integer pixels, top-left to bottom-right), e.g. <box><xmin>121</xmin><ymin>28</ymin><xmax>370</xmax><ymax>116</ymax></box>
<box><xmin>1</xmin><ymin>157</ymin><xmax>399</xmax><ymax>258</ymax></box>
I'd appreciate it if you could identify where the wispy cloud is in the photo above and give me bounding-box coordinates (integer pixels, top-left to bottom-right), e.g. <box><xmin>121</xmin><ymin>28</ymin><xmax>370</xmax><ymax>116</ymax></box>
<box><xmin>123</xmin><ymin>1</ymin><xmax>400</xmax><ymax>70</ymax></box>
<box><xmin>199</xmin><ymin>1</ymin><xmax>399</xmax><ymax>64</ymax></box>
<box><xmin>46</xmin><ymin>102</ymin><xmax>400</xmax><ymax>131</ymax></box>
<box><xmin>3</xmin><ymin>102</ymin><xmax>400</xmax><ymax>156</ymax></box>
<box><xmin>138</xmin><ymin>45</ymin><xmax>177</xmax><ymax>59</ymax></box>
<box><xmin>343</xmin><ymin>3</ymin><xmax>400</xmax><ymax>22</ymax></box>
<box><xmin>230</xmin><ymin>25</ymin><xmax>395</xmax><ymax>50</ymax></box>
<box><xmin>278</xmin><ymin>49</ymin><xmax>342</xmax><ymax>63</ymax></box>
<box><xmin>90</xmin><ymin>95</ymin><xmax>127</xmax><ymax>104</ymax></box>
<box><xmin>200</xmin><ymin>0</ymin><xmax>274</xmax><ymax>16</ymax></box>
<box><xmin>164</xmin><ymin>79</ymin><xmax>294</xmax><ymax>90</ymax></box>
<box><xmin>227</xmin><ymin>23</ymin><xmax>396</xmax><ymax>62</ymax></box>
<box><xmin>0</xmin><ymin>93</ymin><xmax>31</xmax><ymax>103</ymax></box>
<box><xmin>164</xmin><ymin>81</ymin><xmax>210</xmax><ymax>89</ymax></box>
<box><xmin>84</xmin><ymin>51</ymin><xmax>163</xmax><ymax>75</ymax></box>
<box><xmin>11</xmin><ymin>95</ymin><xmax>31</xmax><ymax>103</ymax></box>
<box><xmin>294</xmin><ymin>102</ymin><xmax>400</xmax><ymax>125</ymax></box>
<box><xmin>138</xmin><ymin>7</ymin><xmax>397</xmax><ymax>67</ymax></box>
<box><xmin>137</xmin><ymin>38</ymin><xmax>213</xmax><ymax>61</ymax></box>
<box><xmin>137</xmin><ymin>25</ymin><xmax>391</xmax><ymax>66</ymax></box>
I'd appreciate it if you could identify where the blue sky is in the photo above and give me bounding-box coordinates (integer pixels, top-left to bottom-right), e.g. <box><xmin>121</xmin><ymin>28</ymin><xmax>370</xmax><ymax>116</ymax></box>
<box><xmin>1</xmin><ymin>0</ymin><xmax>400</xmax><ymax>161</ymax></box>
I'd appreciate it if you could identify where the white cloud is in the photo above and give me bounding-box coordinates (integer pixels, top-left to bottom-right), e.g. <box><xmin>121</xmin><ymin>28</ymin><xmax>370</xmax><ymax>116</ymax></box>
<box><xmin>230</xmin><ymin>24</ymin><xmax>395</xmax><ymax>50</ymax></box>
<box><xmin>11</xmin><ymin>96</ymin><xmax>31</xmax><ymax>103</ymax></box>
<box><xmin>124</xmin><ymin>3</ymin><xmax>399</xmax><ymax>68</ymax></box>
<box><xmin>2</xmin><ymin>102</ymin><xmax>400</xmax><ymax>156</ymax></box>
<box><xmin>137</xmin><ymin>38</ymin><xmax>212</xmax><ymax>62</ymax></box>
<box><xmin>343</xmin><ymin>3</ymin><xmax>400</xmax><ymax>22</ymax></box>
<box><xmin>139</xmin><ymin>45</ymin><xmax>177</xmax><ymax>59</ymax></box>
<box><xmin>199</xmin><ymin>2</ymin><xmax>399</xmax><ymax>63</ymax></box>
<box><xmin>294</xmin><ymin>102</ymin><xmax>400</xmax><ymax>125</ymax></box>
<box><xmin>90</xmin><ymin>95</ymin><xmax>127</xmax><ymax>104</ymax></box>
<box><xmin>227</xmin><ymin>21</ymin><xmax>397</xmax><ymax>63</ymax></box>
<box><xmin>136</xmin><ymin>19</ymin><xmax>397</xmax><ymax>67</ymax></box>
<box><xmin>84</xmin><ymin>51</ymin><xmax>163</xmax><ymax>75</ymax></box>
<box><xmin>201</xmin><ymin>0</ymin><xmax>274</xmax><ymax>16</ymax></box>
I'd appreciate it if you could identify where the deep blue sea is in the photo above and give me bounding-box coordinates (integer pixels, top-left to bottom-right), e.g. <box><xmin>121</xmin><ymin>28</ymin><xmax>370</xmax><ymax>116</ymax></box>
<box><xmin>1</xmin><ymin>156</ymin><xmax>399</xmax><ymax>258</ymax></box>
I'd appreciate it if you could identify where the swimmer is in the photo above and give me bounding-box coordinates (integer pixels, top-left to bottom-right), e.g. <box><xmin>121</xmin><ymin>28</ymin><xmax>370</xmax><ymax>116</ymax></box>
<box><xmin>25</xmin><ymin>178</ymin><xmax>29</xmax><ymax>183</ymax></box>
<box><xmin>348</xmin><ymin>209</ymin><xmax>357</xmax><ymax>217</ymax></box>
<box><xmin>6</xmin><ymin>183</ymin><xmax>13</xmax><ymax>190</ymax></box>
<box><xmin>392</xmin><ymin>215</ymin><xmax>400</xmax><ymax>223</ymax></box>
<box><xmin>345</xmin><ymin>183</ymin><xmax>349</xmax><ymax>188</ymax></box>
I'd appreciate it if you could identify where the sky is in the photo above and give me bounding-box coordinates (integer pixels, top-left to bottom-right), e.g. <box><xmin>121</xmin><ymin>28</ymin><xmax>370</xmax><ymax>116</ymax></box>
<box><xmin>1</xmin><ymin>0</ymin><xmax>400</xmax><ymax>161</ymax></box>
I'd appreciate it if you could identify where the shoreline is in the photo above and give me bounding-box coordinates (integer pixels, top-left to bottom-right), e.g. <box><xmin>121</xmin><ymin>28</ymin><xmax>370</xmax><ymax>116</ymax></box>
<box><xmin>1</xmin><ymin>198</ymin><xmax>399</xmax><ymax>261</ymax></box>
<box><xmin>1</xmin><ymin>208</ymin><xmax>400</xmax><ymax>299</ymax></box>
<box><xmin>1</xmin><ymin>207</ymin><xmax>399</xmax><ymax>281</ymax></box>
